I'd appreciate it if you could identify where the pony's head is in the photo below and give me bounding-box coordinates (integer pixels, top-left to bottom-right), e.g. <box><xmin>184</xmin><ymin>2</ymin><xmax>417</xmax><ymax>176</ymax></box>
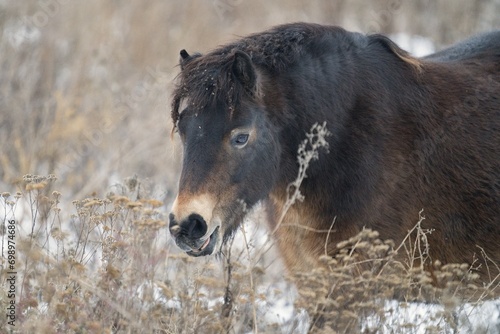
<box><xmin>169</xmin><ymin>49</ymin><xmax>281</xmax><ymax>256</ymax></box>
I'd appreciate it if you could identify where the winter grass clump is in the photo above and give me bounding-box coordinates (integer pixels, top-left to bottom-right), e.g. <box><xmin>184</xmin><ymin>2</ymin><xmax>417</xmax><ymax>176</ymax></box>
<box><xmin>0</xmin><ymin>175</ymin><xmax>295</xmax><ymax>333</ymax></box>
<box><xmin>294</xmin><ymin>219</ymin><xmax>499</xmax><ymax>333</ymax></box>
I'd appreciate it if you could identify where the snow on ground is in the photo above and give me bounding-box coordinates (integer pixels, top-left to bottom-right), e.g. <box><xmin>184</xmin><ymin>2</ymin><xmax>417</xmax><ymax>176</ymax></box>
<box><xmin>363</xmin><ymin>299</ymin><xmax>500</xmax><ymax>334</ymax></box>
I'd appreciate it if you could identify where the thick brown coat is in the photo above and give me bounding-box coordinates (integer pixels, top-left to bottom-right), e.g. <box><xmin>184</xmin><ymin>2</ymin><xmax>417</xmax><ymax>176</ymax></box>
<box><xmin>169</xmin><ymin>23</ymin><xmax>500</xmax><ymax>281</ymax></box>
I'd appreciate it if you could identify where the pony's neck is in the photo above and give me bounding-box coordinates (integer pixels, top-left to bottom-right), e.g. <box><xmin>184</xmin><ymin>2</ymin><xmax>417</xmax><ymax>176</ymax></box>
<box><xmin>270</xmin><ymin>38</ymin><xmax>422</xmax><ymax>231</ymax></box>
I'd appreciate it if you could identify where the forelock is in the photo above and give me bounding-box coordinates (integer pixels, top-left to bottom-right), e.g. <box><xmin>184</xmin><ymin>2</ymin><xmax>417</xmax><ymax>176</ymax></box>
<box><xmin>171</xmin><ymin>55</ymin><xmax>245</xmax><ymax>129</ymax></box>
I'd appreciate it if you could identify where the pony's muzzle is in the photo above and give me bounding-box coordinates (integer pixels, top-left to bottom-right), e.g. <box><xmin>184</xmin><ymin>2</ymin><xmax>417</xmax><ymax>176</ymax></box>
<box><xmin>169</xmin><ymin>193</ymin><xmax>220</xmax><ymax>256</ymax></box>
<box><xmin>169</xmin><ymin>213</ymin><xmax>219</xmax><ymax>256</ymax></box>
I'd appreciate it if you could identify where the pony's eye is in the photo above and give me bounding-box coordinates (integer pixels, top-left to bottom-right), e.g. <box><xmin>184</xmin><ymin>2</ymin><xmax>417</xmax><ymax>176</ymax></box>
<box><xmin>232</xmin><ymin>133</ymin><xmax>249</xmax><ymax>147</ymax></box>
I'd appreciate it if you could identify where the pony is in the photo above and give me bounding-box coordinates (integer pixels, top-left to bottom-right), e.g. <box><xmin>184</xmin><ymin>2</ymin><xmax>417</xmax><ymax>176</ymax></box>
<box><xmin>168</xmin><ymin>23</ymin><xmax>500</xmax><ymax>281</ymax></box>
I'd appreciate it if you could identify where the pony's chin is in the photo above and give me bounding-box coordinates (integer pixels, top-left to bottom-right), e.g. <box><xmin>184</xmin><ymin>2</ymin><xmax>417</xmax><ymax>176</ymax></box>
<box><xmin>186</xmin><ymin>227</ymin><xmax>219</xmax><ymax>257</ymax></box>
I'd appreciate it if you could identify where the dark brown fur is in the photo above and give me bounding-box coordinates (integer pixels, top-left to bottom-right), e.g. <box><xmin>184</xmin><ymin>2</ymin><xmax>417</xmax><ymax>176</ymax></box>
<box><xmin>169</xmin><ymin>23</ymin><xmax>500</xmax><ymax>282</ymax></box>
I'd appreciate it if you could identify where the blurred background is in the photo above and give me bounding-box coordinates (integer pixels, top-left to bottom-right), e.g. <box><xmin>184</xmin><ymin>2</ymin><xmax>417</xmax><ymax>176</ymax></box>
<box><xmin>1</xmin><ymin>0</ymin><xmax>499</xmax><ymax>202</ymax></box>
<box><xmin>1</xmin><ymin>2</ymin><xmax>499</xmax><ymax>332</ymax></box>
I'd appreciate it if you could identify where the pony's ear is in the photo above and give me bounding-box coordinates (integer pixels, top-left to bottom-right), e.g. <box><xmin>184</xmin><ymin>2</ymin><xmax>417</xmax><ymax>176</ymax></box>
<box><xmin>232</xmin><ymin>51</ymin><xmax>256</xmax><ymax>91</ymax></box>
<box><xmin>179</xmin><ymin>49</ymin><xmax>201</xmax><ymax>70</ymax></box>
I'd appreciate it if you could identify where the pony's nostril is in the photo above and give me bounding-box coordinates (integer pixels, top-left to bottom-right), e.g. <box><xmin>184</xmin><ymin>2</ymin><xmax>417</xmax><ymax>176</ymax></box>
<box><xmin>169</xmin><ymin>213</ymin><xmax>181</xmax><ymax>236</ymax></box>
<box><xmin>186</xmin><ymin>214</ymin><xmax>207</xmax><ymax>239</ymax></box>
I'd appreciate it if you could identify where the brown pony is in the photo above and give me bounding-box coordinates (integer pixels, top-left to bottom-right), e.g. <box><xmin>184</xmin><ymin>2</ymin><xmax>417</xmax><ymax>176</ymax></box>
<box><xmin>168</xmin><ymin>23</ymin><xmax>500</xmax><ymax>280</ymax></box>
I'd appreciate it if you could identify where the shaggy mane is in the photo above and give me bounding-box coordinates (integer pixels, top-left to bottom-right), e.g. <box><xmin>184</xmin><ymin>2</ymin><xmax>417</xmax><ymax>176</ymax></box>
<box><xmin>170</xmin><ymin>23</ymin><xmax>422</xmax><ymax>127</ymax></box>
<box><xmin>170</xmin><ymin>23</ymin><xmax>338</xmax><ymax>127</ymax></box>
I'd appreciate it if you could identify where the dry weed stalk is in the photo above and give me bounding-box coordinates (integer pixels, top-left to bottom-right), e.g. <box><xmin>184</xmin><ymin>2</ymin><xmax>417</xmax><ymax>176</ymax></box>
<box><xmin>253</xmin><ymin>122</ymin><xmax>331</xmax><ymax>267</ymax></box>
<box><xmin>273</xmin><ymin>122</ymin><xmax>331</xmax><ymax>234</ymax></box>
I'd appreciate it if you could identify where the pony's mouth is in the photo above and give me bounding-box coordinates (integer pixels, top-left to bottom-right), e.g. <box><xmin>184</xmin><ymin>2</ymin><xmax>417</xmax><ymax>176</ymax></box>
<box><xmin>186</xmin><ymin>227</ymin><xmax>219</xmax><ymax>257</ymax></box>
